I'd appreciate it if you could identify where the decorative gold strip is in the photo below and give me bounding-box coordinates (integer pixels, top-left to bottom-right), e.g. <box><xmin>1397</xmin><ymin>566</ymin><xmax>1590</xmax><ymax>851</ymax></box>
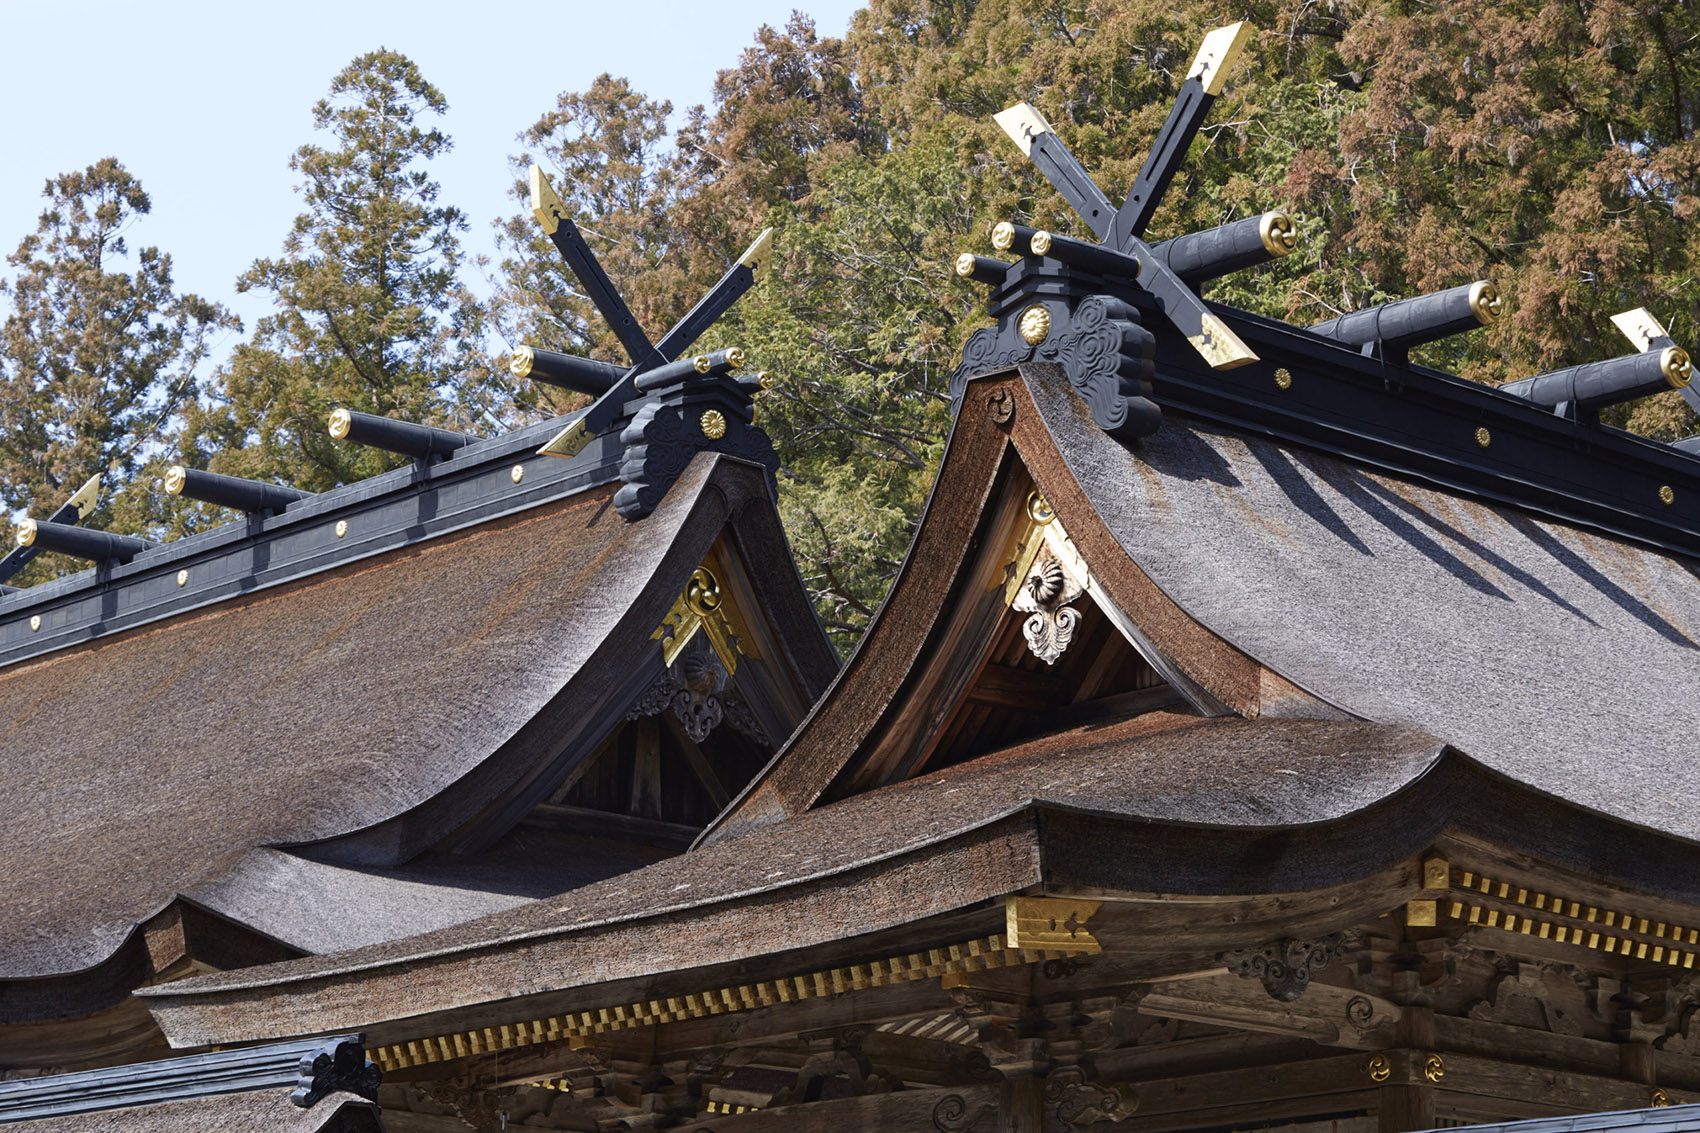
<box><xmin>370</xmin><ymin>932</ymin><xmax>1082</xmax><ymax>1072</ymax></box>
<box><xmin>1448</xmin><ymin>867</ymin><xmax>1696</xmax><ymax>972</ymax></box>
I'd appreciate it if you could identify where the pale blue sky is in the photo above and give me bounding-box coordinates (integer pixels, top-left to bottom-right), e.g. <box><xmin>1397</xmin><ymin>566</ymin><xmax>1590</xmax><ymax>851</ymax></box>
<box><xmin>0</xmin><ymin>0</ymin><xmax>865</xmax><ymax>359</ymax></box>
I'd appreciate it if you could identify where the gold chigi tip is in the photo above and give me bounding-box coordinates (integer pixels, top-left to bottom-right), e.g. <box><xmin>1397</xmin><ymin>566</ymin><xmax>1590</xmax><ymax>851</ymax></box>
<box><xmin>163</xmin><ymin>465</ymin><xmax>187</xmax><ymax>496</ymax></box>
<box><xmin>328</xmin><ymin>408</ymin><xmax>352</xmax><ymax>440</ymax></box>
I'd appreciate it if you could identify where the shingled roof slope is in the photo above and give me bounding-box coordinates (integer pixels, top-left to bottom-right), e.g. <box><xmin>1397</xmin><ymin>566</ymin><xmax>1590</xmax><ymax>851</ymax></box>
<box><xmin>1020</xmin><ymin>364</ymin><xmax>1700</xmax><ymax>839</ymax></box>
<box><xmin>0</xmin><ymin>455</ymin><xmax>740</xmax><ymax>982</ymax></box>
<box><xmin>146</xmin><ymin>715</ymin><xmax>1442</xmax><ymax>1001</ymax></box>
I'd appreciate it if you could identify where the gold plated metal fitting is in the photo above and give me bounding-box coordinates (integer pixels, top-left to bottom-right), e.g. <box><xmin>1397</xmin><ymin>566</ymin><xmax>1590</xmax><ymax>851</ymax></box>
<box><xmin>757</xmin><ymin>371</ymin><xmax>775</xmax><ymax>390</ymax></box>
<box><xmin>1660</xmin><ymin>485</ymin><xmax>1676</xmax><ymax>506</ymax></box>
<box><xmin>29</xmin><ymin>615</ymin><xmax>40</xmax><ymax>632</ymax></box>
<box><xmin>1187</xmin><ymin>21</ymin><xmax>1254</xmax><ymax>96</ymax></box>
<box><xmin>737</xmin><ymin>227</ymin><xmax>775</xmax><ymax>282</ymax></box>
<box><xmin>1651</xmin><ymin>1088</ymin><xmax>1672</xmax><ymax>1108</ymax></box>
<box><xmin>693</xmin><ymin>355</ymin><xmax>712</xmax><ymax>374</ymax></box>
<box><xmin>1661</xmin><ymin>346</ymin><xmax>1692</xmax><ymax>388</ymax></box>
<box><xmin>1424</xmin><ymin>1055</ymin><xmax>1445</xmax><ymax>1083</ymax></box>
<box><xmin>685</xmin><ymin>566</ymin><xmax>722</xmax><ymax>617</ymax></box>
<box><xmin>1019</xmin><ymin>305</ymin><xmax>1051</xmax><ymax>345</ymax></box>
<box><xmin>328</xmin><ymin>408</ymin><xmax>353</xmax><ymax>440</ymax></box>
<box><xmin>991</xmin><ymin>221</ymin><xmax>1017</xmax><ymax>252</ymax></box>
<box><xmin>176</xmin><ymin>569</ymin><xmax>188</xmax><ymax>587</ymax></box>
<box><xmin>1469</xmin><ymin>281</ymin><xmax>1503</xmax><ymax>326</ymax></box>
<box><xmin>955</xmin><ymin>252</ymin><xmax>977</xmax><ymax>277</ymax></box>
<box><xmin>1027</xmin><ymin>490</ymin><xmax>1056</xmax><ymax>525</ymax></box>
<box><xmin>1273</xmin><ymin>368</ymin><xmax>1293</xmax><ymax>390</ymax></box>
<box><xmin>992</xmin><ymin>102</ymin><xmax>1055</xmax><ymax>155</ymax></box>
<box><xmin>529</xmin><ymin>164</ymin><xmax>570</xmax><ymax>235</ymax></box>
<box><xmin>700</xmin><ymin>410</ymin><xmax>728</xmax><ymax>440</ymax></box>
<box><xmin>511</xmin><ymin>465</ymin><xmax>525</xmax><ymax>484</ymax></box>
<box><xmin>1422</xmin><ymin>854</ymin><xmax>1450</xmax><ymax>889</ymax></box>
<box><xmin>509</xmin><ymin>344</ymin><xmax>535</xmax><ymax>377</ymax></box>
<box><xmin>1475</xmin><ymin>427</ymin><xmax>1492</xmax><ymax>448</ymax></box>
<box><xmin>1259</xmin><ymin>211</ymin><xmax>1298</xmax><ymax>257</ymax></box>
<box><xmin>1029</xmin><ymin>230</ymin><xmax>1053</xmax><ymax>256</ymax></box>
<box><xmin>727</xmin><ymin>346</ymin><xmax>746</xmax><ymax>369</ymax></box>
<box><xmin>334</xmin><ymin>520</ymin><xmax>348</xmax><ymax>539</ymax></box>
<box><xmin>1366</xmin><ymin>1055</ymin><xmax>1392</xmax><ymax>1083</ymax></box>
<box><xmin>163</xmin><ymin>465</ymin><xmax>188</xmax><ymax>496</ymax></box>
<box><xmin>1407</xmin><ymin>900</ymin><xmax>1438</xmax><ymax>927</ymax></box>
<box><xmin>14</xmin><ymin>518</ymin><xmax>36</xmax><ymax>548</ymax></box>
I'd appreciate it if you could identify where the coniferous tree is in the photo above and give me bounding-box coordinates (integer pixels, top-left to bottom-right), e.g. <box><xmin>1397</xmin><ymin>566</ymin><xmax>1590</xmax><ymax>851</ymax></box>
<box><xmin>0</xmin><ymin>158</ymin><xmax>233</xmax><ymax>579</ymax></box>
<box><xmin>188</xmin><ymin>49</ymin><xmax>485</xmax><ymax>491</ymax></box>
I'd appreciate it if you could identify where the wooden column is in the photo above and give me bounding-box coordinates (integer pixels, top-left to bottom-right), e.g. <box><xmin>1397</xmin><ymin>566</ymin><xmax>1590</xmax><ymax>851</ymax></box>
<box><xmin>1380</xmin><ymin>1006</ymin><xmax>1436</xmax><ymax>1133</ymax></box>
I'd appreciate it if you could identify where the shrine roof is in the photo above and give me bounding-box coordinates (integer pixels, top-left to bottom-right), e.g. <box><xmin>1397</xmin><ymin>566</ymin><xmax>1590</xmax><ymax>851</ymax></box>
<box><xmin>0</xmin><ymin>453</ymin><xmax>789</xmax><ymax>987</ymax></box>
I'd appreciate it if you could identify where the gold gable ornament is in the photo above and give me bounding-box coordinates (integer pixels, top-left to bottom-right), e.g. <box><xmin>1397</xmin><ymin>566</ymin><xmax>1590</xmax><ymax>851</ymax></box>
<box><xmin>652</xmin><ymin>551</ymin><xmax>761</xmax><ymax>675</ymax></box>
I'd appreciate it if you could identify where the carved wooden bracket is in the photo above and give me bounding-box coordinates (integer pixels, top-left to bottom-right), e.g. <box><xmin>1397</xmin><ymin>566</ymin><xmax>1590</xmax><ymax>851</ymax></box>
<box><xmin>1220</xmin><ymin>934</ymin><xmax>1344</xmax><ymax>1002</ymax></box>
<box><xmin>629</xmin><ymin>637</ymin><xmax>768</xmax><ymax>745</ymax></box>
<box><xmin>1043</xmin><ymin>1065</ymin><xmax>1139</xmax><ymax>1128</ymax></box>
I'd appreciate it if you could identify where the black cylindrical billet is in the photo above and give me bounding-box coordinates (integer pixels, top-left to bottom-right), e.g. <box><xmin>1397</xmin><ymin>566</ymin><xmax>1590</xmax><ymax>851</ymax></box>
<box><xmin>1501</xmin><ymin>347</ymin><xmax>1692</xmax><ymax>413</ymax></box>
<box><xmin>511</xmin><ymin>345</ymin><xmax>624</xmax><ymax>397</ymax></box>
<box><xmin>1152</xmin><ymin>211</ymin><xmax>1296</xmax><ymax>285</ymax></box>
<box><xmin>167</xmin><ymin>467</ymin><xmax>310</xmax><ymax>515</ymax></box>
<box><xmin>17</xmin><ymin>520</ymin><xmax>152</xmax><ymax>564</ymax></box>
<box><xmin>328</xmin><ymin>410</ymin><xmax>478</xmax><ymax>460</ymax></box>
<box><xmin>955</xmin><ymin>254</ymin><xmax>1011</xmax><ymax>286</ymax></box>
<box><xmin>634</xmin><ymin>348</ymin><xmax>747</xmax><ymax>392</ymax></box>
<box><xmin>1310</xmin><ymin>282</ymin><xmax>1499</xmax><ymax>350</ymax></box>
<box><xmin>1034</xmin><ymin>231</ymin><xmax>1143</xmax><ymax>280</ymax></box>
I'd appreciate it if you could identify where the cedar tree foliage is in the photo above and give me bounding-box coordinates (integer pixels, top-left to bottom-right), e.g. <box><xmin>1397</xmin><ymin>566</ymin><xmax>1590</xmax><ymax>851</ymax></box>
<box><xmin>0</xmin><ymin>159</ymin><xmax>233</xmax><ymax>581</ymax></box>
<box><xmin>185</xmin><ymin>49</ymin><xmax>486</xmax><ymax>493</ymax></box>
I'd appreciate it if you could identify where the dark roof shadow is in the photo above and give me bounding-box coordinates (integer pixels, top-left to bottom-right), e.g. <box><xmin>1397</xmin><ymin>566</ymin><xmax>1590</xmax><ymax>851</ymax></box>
<box><xmin>1306</xmin><ymin>463</ymin><xmax>1511</xmax><ymax>601</ymax></box>
<box><xmin>1505</xmin><ymin>512</ymin><xmax>1698</xmax><ymax>650</ymax></box>
<box><xmin>1135</xmin><ymin>426</ymin><xmax>1243</xmax><ymax>487</ymax></box>
<box><xmin>1249</xmin><ymin>445</ymin><xmax>1373</xmax><ymax>556</ymax></box>
<box><xmin>1349</xmin><ymin>475</ymin><xmax>1602</xmax><ymax>625</ymax></box>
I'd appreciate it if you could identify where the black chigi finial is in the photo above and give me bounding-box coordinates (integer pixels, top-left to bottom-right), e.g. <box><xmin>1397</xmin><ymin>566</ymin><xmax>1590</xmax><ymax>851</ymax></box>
<box><xmin>520</xmin><ymin>166</ymin><xmax>778</xmax><ymax>520</ymax></box>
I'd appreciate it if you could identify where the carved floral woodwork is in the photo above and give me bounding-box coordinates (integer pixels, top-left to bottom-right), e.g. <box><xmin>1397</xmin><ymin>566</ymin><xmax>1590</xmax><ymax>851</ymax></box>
<box><xmin>1221</xmin><ymin>934</ymin><xmax>1345</xmax><ymax>1002</ymax></box>
<box><xmin>996</xmin><ymin>491</ymin><xmax>1094</xmax><ymax>666</ymax></box>
<box><xmin>629</xmin><ymin>639</ymin><xmax>768</xmax><ymax>745</ymax></box>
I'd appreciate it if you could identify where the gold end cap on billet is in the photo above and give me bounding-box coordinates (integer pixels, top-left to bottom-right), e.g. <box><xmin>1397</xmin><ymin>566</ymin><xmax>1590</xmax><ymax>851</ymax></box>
<box><xmin>509</xmin><ymin>344</ymin><xmax>535</xmax><ymax>377</ymax></box>
<box><xmin>955</xmin><ymin>252</ymin><xmax>976</xmax><ymax>277</ymax></box>
<box><xmin>693</xmin><ymin>355</ymin><xmax>712</xmax><ymax>374</ymax></box>
<box><xmin>328</xmin><ymin>407</ymin><xmax>352</xmax><ymax>440</ymax></box>
<box><xmin>538</xmin><ymin>418</ymin><xmax>589</xmax><ymax>459</ymax></box>
<box><xmin>530</xmin><ymin>164</ymin><xmax>569</xmax><ymax>236</ymax></box>
<box><xmin>1661</xmin><ymin>346</ymin><xmax>1692</xmax><ymax>389</ymax></box>
<box><xmin>737</xmin><ymin>227</ymin><xmax>775</xmax><ymax>282</ymax></box>
<box><xmin>992</xmin><ymin>102</ymin><xmax>1055</xmax><ymax>155</ymax></box>
<box><xmin>14</xmin><ymin>518</ymin><xmax>36</xmax><ymax>548</ymax></box>
<box><xmin>991</xmin><ymin>221</ymin><xmax>1016</xmax><ymax>252</ymax></box>
<box><xmin>727</xmin><ymin>346</ymin><xmax>747</xmax><ymax>369</ymax></box>
<box><xmin>1187</xmin><ymin>21</ymin><xmax>1254</xmax><ymax>96</ymax></box>
<box><xmin>163</xmin><ymin>465</ymin><xmax>187</xmax><ymax>496</ymax></box>
<box><xmin>1259</xmin><ymin>210</ymin><xmax>1298</xmax><ymax>257</ymax></box>
<box><xmin>757</xmin><ymin>371</ymin><xmax>775</xmax><ymax>390</ymax></box>
<box><xmin>1029</xmin><ymin>230</ymin><xmax>1053</xmax><ymax>256</ymax></box>
<box><xmin>65</xmin><ymin>473</ymin><xmax>100</xmax><ymax>521</ymax></box>
<box><xmin>1611</xmin><ymin>306</ymin><xmax>1671</xmax><ymax>353</ymax></box>
<box><xmin>1469</xmin><ymin>281</ymin><xmax>1503</xmax><ymax>326</ymax></box>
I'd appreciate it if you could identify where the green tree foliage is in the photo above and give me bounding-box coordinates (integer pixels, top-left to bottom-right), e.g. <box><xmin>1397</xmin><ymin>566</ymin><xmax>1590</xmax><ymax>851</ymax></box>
<box><xmin>495</xmin><ymin>0</ymin><xmax>1700</xmax><ymax>645</ymax></box>
<box><xmin>0</xmin><ymin>159</ymin><xmax>233</xmax><ymax>580</ymax></box>
<box><xmin>187</xmin><ymin>49</ymin><xmax>485</xmax><ymax>493</ymax></box>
